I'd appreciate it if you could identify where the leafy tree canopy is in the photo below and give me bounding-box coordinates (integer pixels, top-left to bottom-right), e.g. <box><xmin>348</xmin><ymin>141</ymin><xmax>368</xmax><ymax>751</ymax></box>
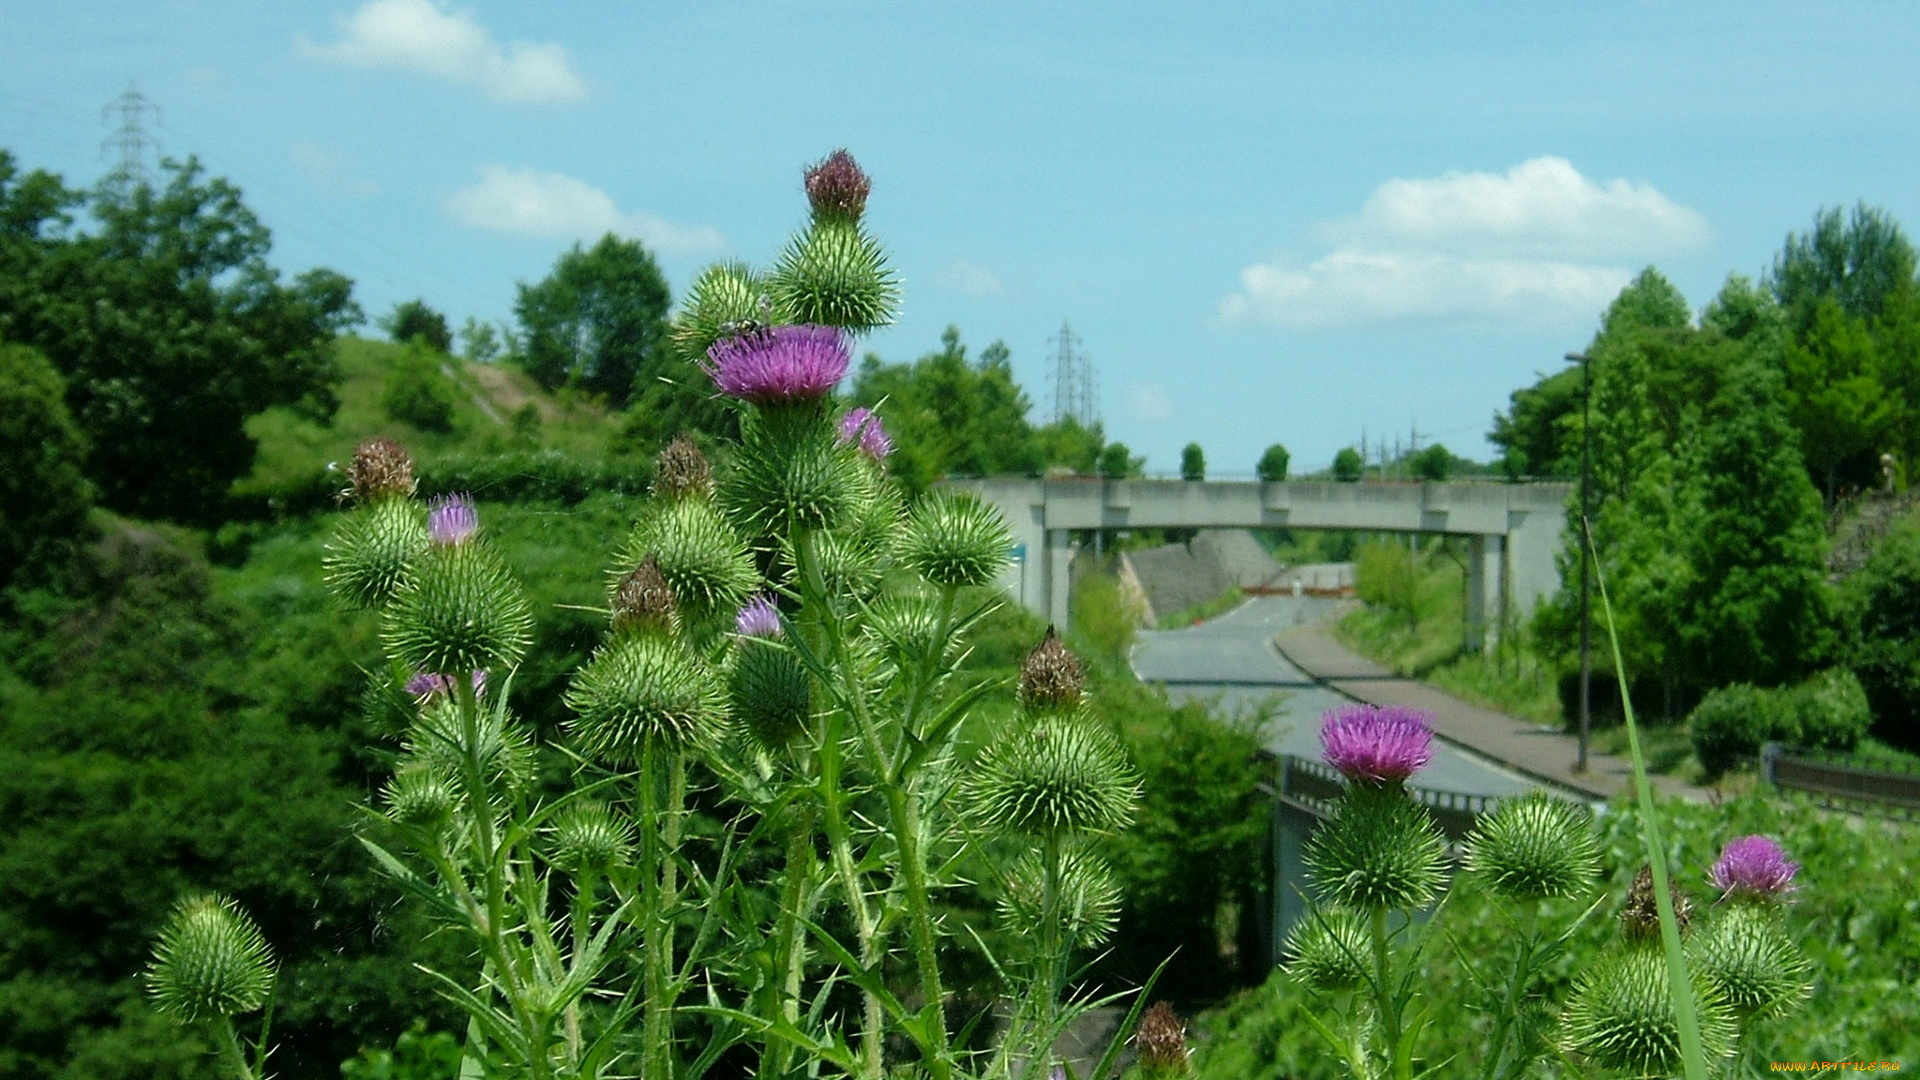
<box><xmin>851</xmin><ymin>326</ymin><xmax>1046</xmax><ymax>490</ymax></box>
<box><xmin>0</xmin><ymin>150</ymin><xmax>360</xmax><ymax>524</ymax></box>
<box><xmin>1332</xmin><ymin>446</ymin><xmax>1364</xmax><ymax>482</ymax></box>
<box><xmin>1256</xmin><ymin>443</ymin><xmax>1290</xmax><ymax>482</ymax></box>
<box><xmin>1771</xmin><ymin>203</ymin><xmax>1919</xmax><ymax>331</ymax></box>
<box><xmin>384</xmin><ymin>298</ymin><xmax>452</xmax><ymax>353</ymax></box>
<box><xmin>1180</xmin><ymin>442</ymin><xmax>1205</xmax><ymax>481</ymax></box>
<box><xmin>514</xmin><ymin>233</ymin><xmax>672</xmax><ymax>408</ymax></box>
<box><xmin>0</xmin><ymin>343</ymin><xmax>91</xmax><ymax>588</ymax></box>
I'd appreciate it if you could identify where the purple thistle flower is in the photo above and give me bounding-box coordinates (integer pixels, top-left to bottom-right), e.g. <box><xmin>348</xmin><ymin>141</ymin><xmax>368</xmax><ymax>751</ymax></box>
<box><xmin>427</xmin><ymin>494</ymin><xmax>479</xmax><ymax>546</ymax></box>
<box><xmin>736</xmin><ymin>595</ymin><xmax>783</xmax><ymax>639</ymax></box>
<box><xmin>1710</xmin><ymin>835</ymin><xmax>1799</xmax><ymax>901</ymax></box>
<box><xmin>703</xmin><ymin>324</ymin><xmax>850</xmax><ymax>404</ymax></box>
<box><xmin>404</xmin><ymin>669</ymin><xmax>488</xmax><ymax>700</ymax></box>
<box><xmin>837</xmin><ymin>407</ymin><xmax>894</xmax><ymax>460</ymax></box>
<box><xmin>804</xmin><ymin>149</ymin><xmax>872</xmax><ymax>223</ymax></box>
<box><xmin>1320</xmin><ymin>703</ymin><xmax>1434</xmax><ymax>783</ymax></box>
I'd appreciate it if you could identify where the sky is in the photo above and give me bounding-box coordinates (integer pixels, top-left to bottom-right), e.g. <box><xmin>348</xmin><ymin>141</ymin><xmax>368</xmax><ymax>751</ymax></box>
<box><xmin>5</xmin><ymin>1</ymin><xmax>1919</xmax><ymax>477</ymax></box>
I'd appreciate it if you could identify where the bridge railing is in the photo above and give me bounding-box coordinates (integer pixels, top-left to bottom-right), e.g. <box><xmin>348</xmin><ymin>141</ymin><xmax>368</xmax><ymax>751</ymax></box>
<box><xmin>1760</xmin><ymin>742</ymin><xmax>1920</xmax><ymax>821</ymax></box>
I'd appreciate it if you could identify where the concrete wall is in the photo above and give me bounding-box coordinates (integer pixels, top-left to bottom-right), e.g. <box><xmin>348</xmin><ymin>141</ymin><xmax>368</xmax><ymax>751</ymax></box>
<box><xmin>948</xmin><ymin>478</ymin><xmax>1572</xmax><ymax>649</ymax></box>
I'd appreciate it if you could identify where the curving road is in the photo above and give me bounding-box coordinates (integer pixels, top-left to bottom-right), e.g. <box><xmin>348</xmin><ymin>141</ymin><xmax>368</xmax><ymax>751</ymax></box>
<box><xmin>1131</xmin><ymin>595</ymin><xmax>1538</xmax><ymax>799</ymax></box>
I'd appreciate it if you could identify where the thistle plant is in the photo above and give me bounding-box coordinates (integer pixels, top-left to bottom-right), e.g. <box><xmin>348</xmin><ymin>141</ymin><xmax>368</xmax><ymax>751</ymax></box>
<box><xmin>145</xmin><ymin>894</ymin><xmax>277</xmax><ymax>1080</ymax></box>
<box><xmin>147</xmin><ymin>151</ymin><xmax>1159</xmax><ymax>1080</ymax></box>
<box><xmin>1282</xmin><ymin>695</ymin><xmax>1811</xmax><ymax>1080</ymax></box>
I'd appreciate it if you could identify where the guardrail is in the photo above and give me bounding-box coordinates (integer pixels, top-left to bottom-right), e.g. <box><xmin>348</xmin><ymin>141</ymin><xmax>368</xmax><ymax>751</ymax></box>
<box><xmin>1760</xmin><ymin>743</ymin><xmax>1920</xmax><ymax>821</ymax></box>
<box><xmin>1277</xmin><ymin>754</ymin><xmax>1505</xmax><ymax>840</ymax></box>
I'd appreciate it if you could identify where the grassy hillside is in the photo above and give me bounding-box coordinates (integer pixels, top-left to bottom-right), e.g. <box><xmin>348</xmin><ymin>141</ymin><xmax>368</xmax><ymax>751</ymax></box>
<box><xmin>237</xmin><ymin>337</ymin><xmax>628</xmax><ymax>503</ymax></box>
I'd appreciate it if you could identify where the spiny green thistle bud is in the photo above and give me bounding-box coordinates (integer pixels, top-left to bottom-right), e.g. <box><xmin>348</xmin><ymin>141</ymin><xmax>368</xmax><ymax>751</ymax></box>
<box><xmin>1134</xmin><ymin>1002</ymin><xmax>1192</xmax><ymax>1080</ymax></box>
<box><xmin>620</xmin><ymin>499</ymin><xmax>758</xmax><ymax>627</ymax></box>
<box><xmin>995</xmin><ymin>843</ymin><xmax>1121</xmax><ymax>949</ymax></box>
<box><xmin>1691</xmin><ymin>905</ymin><xmax>1811</xmax><ymax>1022</ymax></box>
<box><xmin>1621</xmin><ymin>864</ymin><xmax>1692</xmax><ymax>943</ymax></box>
<box><xmin>900</xmin><ymin>489</ymin><xmax>1013</xmax><ymax>589</ymax></box>
<box><xmin>653</xmin><ymin>434</ymin><xmax>714</xmax><ymax>501</ymax></box>
<box><xmin>146</xmin><ymin>894</ymin><xmax>276</xmax><ymax>1024</ymax></box>
<box><xmin>383</xmin><ymin>762</ymin><xmax>455</xmax><ymax>829</ymax></box>
<box><xmin>1283</xmin><ymin>907</ymin><xmax>1371</xmax><ymax>992</ymax></box>
<box><xmin>1560</xmin><ymin>947</ymin><xmax>1735</xmax><ymax>1074</ymax></box>
<box><xmin>771</xmin><ymin>219</ymin><xmax>899</xmax><ymax>334</ymax></box>
<box><xmin>721</xmin><ymin>412</ymin><xmax>859</xmax><ymax>535</ymax></box>
<box><xmin>565</xmin><ymin>635</ymin><xmax>723</xmax><ymax>763</ymax></box>
<box><xmin>968</xmin><ymin>722</ymin><xmax>1139</xmax><ymax>836</ymax></box>
<box><xmin>671</xmin><ymin>262</ymin><xmax>777</xmax><ymax>365</ymax></box>
<box><xmin>612</xmin><ymin>556</ymin><xmax>679</xmax><ymax>636</ymax></box>
<box><xmin>811</xmin><ymin>528</ymin><xmax>883</xmax><ymax>601</ymax></box>
<box><xmin>1464</xmin><ymin>791</ymin><xmax>1601</xmax><ymax>902</ymax></box>
<box><xmin>324</xmin><ymin>497</ymin><xmax>428</xmax><ymax>609</ymax></box>
<box><xmin>730</xmin><ymin>637</ymin><xmax>812</xmax><ymax>748</ymax></box>
<box><xmin>406</xmin><ymin>697</ymin><xmax>537</xmax><ymax>792</ymax></box>
<box><xmin>863</xmin><ymin>595</ymin><xmax>947</xmax><ymax>671</ymax></box>
<box><xmin>549</xmin><ymin>801</ymin><xmax>636</xmax><ymax>875</ymax></box>
<box><xmin>1019</xmin><ymin>627</ymin><xmax>1085</xmax><ymax>714</ymax></box>
<box><xmin>1304</xmin><ymin>782</ymin><xmax>1446</xmax><ymax>912</ymax></box>
<box><xmin>383</xmin><ymin>540</ymin><xmax>533</xmax><ymax>676</ymax></box>
<box><xmin>344</xmin><ymin>436</ymin><xmax>417</xmax><ymax>502</ymax></box>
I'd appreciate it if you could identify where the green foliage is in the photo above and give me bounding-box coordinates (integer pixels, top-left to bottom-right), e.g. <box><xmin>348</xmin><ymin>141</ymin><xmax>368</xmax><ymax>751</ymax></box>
<box><xmin>1844</xmin><ymin>513</ymin><xmax>1920</xmax><ymax>749</ymax></box>
<box><xmin>1409</xmin><ymin>442</ymin><xmax>1454</xmax><ymax>481</ymax></box>
<box><xmin>1688</xmin><ymin>669</ymin><xmax>1870</xmax><ymax>778</ymax></box>
<box><xmin>0</xmin><ymin>342</ymin><xmax>91</xmax><ymax>587</ymax></box>
<box><xmin>1180</xmin><ymin>443</ymin><xmax>1205</xmax><ymax>481</ymax></box>
<box><xmin>1255</xmin><ymin>443</ymin><xmax>1289</xmax><ymax>482</ymax></box>
<box><xmin>850</xmin><ymin>327</ymin><xmax>1044</xmax><ymax>490</ymax></box>
<box><xmin>1036</xmin><ymin>415</ymin><xmax>1104</xmax><ymax>475</ymax></box>
<box><xmin>380</xmin><ymin>345</ymin><xmax>457</xmax><ymax>432</ymax></box>
<box><xmin>1489</xmin><ymin>364</ymin><xmax>1583</xmax><ymax>479</ymax></box>
<box><xmin>340</xmin><ymin>1021</ymin><xmax>463</xmax><ymax>1080</ymax></box>
<box><xmin>1354</xmin><ymin>539</ymin><xmax>1420</xmax><ymax>630</ymax></box>
<box><xmin>0</xmin><ymin>152</ymin><xmax>359</xmax><ymax>524</ymax></box>
<box><xmin>514</xmin><ymin>233</ymin><xmax>677</xmax><ymax>412</ymax></box>
<box><xmin>1331</xmin><ymin>447</ymin><xmax>1363</xmax><ymax>482</ymax></box>
<box><xmin>1099</xmin><ymin>441</ymin><xmax>1143</xmax><ymax>479</ymax></box>
<box><xmin>1197</xmin><ymin>793</ymin><xmax>1920</xmax><ymax>1080</ymax></box>
<box><xmin>384</xmin><ymin>299</ymin><xmax>451</xmax><ymax>354</ymax></box>
<box><xmin>1070</xmin><ymin>559</ymin><xmax>1138</xmax><ymax>665</ymax></box>
<box><xmin>457</xmin><ymin>317</ymin><xmax>502</xmax><ymax>365</ymax></box>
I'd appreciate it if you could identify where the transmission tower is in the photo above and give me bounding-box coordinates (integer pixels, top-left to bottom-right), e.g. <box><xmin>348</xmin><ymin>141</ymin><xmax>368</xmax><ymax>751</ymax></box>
<box><xmin>101</xmin><ymin>82</ymin><xmax>161</xmax><ymax>193</ymax></box>
<box><xmin>1048</xmin><ymin>319</ymin><xmax>1097</xmax><ymax>428</ymax></box>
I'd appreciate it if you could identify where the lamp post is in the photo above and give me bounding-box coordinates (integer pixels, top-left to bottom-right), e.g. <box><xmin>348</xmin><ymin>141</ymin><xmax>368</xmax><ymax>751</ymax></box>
<box><xmin>1567</xmin><ymin>351</ymin><xmax>1593</xmax><ymax>773</ymax></box>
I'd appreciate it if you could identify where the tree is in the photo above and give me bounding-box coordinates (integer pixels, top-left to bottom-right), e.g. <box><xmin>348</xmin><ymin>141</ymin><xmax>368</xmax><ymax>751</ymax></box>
<box><xmin>1772</xmin><ymin>203</ymin><xmax>1918</xmax><ymax>332</ymax></box>
<box><xmin>1256</xmin><ymin>443</ymin><xmax>1290</xmax><ymax>482</ymax></box>
<box><xmin>850</xmin><ymin>327</ymin><xmax>1046</xmax><ymax>490</ymax></box>
<box><xmin>1332</xmin><ymin>447</ymin><xmax>1364</xmax><ymax>482</ymax></box>
<box><xmin>458</xmin><ymin>316</ymin><xmax>501</xmax><ymax>363</ymax></box>
<box><xmin>1411</xmin><ymin>442</ymin><xmax>1455</xmax><ymax>482</ymax></box>
<box><xmin>1489</xmin><ymin>366</ymin><xmax>1582</xmax><ymax>479</ymax></box>
<box><xmin>1781</xmin><ymin>297</ymin><xmax>1902</xmax><ymax>502</ymax></box>
<box><xmin>1098</xmin><ymin>441</ymin><xmax>1142</xmax><ymax>479</ymax></box>
<box><xmin>1844</xmin><ymin>515</ymin><xmax>1920</xmax><ymax>750</ymax></box>
<box><xmin>0</xmin><ymin>153</ymin><xmax>359</xmax><ymax>523</ymax></box>
<box><xmin>1180</xmin><ymin>442</ymin><xmax>1205</xmax><ymax>481</ymax></box>
<box><xmin>0</xmin><ymin>342</ymin><xmax>90</xmax><ymax>587</ymax></box>
<box><xmin>515</xmin><ymin>233</ymin><xmax>673</xmax><ymax>409</ymax></box>
<box><xmin>1035</xmin><ymin>415</ymin><xmax>1104</xmax><ymax>475</ymax></box>
<box><xmin>380</xmin><ymin>342</ymin><xmax>457</xmax><ymax>432</ymax></box>
<box><xmin>384</xmin><ymin>299</ymin><xmax>451</xmax><ymax>353</ymax></box>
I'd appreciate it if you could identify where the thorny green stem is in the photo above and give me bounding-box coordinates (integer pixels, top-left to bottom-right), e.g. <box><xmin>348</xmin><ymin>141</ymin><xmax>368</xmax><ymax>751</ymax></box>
<box><xmin>1370</xmin><ymin>904</ymin><xmax>1402</xmax><ymax>1080</ymax></box>
<box><xmin>211</xmin><ymin>1017</ymin><xmax>257</xmax><ymax>1080</ymax></box>
<box><xmin>1481</xmin><ymin>902</ymin><xmax>1541</xmax><ymax>1080</ymax></box>
<box><xmin>761</xmin><ymin>806</ymin><xmax>818</xmax><ymax>1079</ymax></box>
<box><xmin>1036</xmin><ymin>830</ymin><xmax>1065</xmax><ymax>1065</ymax></box>
<box><xmin>638</xmin><ymin>739</ymin><xmax>674</xmax><ymax>1080</ymax></box>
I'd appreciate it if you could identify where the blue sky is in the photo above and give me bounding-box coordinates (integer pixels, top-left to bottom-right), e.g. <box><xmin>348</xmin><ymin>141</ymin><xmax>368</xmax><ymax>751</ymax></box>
<box><xmin>6</xmin><ymin>2</ymin><xmax>1918</xmax><ymax>476</ymax></box>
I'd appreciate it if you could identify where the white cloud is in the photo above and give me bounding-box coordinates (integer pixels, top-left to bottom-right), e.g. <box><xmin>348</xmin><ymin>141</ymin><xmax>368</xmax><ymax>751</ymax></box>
<box><xmin>290</xmin><ymin>140</ymin><xmax>378</xmax><ymax>197</ymax></box>
<box><xmin>1129</xmin><ymin>382</ymin><xmax>1177</xmax><ymax>423</ymax></box>
<box><xmin>1222</xmin><ymin>157</ymin><xmax>1709</xmax><ymax>330</ymax></box>
<box><xmin>447</xmin><ymin>165</ymin><xmax>724</xmax><ymax>256</ymax></box>
<box><xmin>934</xmin><ymin>261</ymin><xmax>1004</xmax><ymax>297</ymax></box>
<box><xmin>300</xmin><ymin>0</ymin><xmax>586</xmax><ymax>105</ymax></box>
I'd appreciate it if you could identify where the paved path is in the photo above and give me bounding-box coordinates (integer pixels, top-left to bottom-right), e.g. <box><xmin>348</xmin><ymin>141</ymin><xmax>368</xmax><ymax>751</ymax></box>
<box><xmin>1133</xmin><ymin>596</ymin><xmax>1538</xmax><ymax>801</ymax></box>
<box><xmin>1271</xmin><ymin>620</ymin><xmax>1712</xmax><ymax>803</ymax></box>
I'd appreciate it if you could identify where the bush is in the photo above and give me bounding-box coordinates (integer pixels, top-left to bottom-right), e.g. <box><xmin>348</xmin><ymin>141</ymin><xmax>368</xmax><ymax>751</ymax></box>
<box><xmin>1180</xmin><ymin>442</ymin><xmax>1205</xmax><ymax>481</ymax></box>
<box><xmin>1784</xmin><ymin>666</ymin><xmax>1871</xmax><ymax>753</ymax></box>
<box><xmin>1688</xmin><ymin>669</ymin><xmax>1866</xmax><ymax>777</ymax></box>
<box><xmin>1411</xmin><ymin>442</ymin><xmax>1454</xmax><ymax>482</ymax></box>
<box><xmin>1355</xmin><ymin>539</ymin><xmax>1420</xmax><ymax>629</ymax></box>
<box><xmin>1332</xmin><ymin>446</ymin><xmax>1364</xmax><ymax>482</ymax></box>
<box><xmin>380</xmin><ymin>348</ymin><xmax>456</xmax><ymax>432</ymax></box>
<box><xmin>1256</xmin><ymin>443</ymin><xmax>1289</xmax><ymax>482</ymax></box>
<box><xmin>0</xmin><ymin>343</ymin><xmax>92</xmax><ymax>586</ymax></box>
<box><xmin>1844</xmin><ymin>515</ymin><xmax>1920</xmax><ymax>750</ymax></box>
<box><xmin>385</xmin><ymin>299</ymin><xmax>452</xmax><ymax>354</ymax></box>
<box><xmin>1688</xmin><ymin>683</ymin><xmax>1783</xmax><ymax>778</ymax></box>
<box><xmin>417</xmin><ymin>450</ymin><xmax>652</xmax><ymax>504</ymax></box>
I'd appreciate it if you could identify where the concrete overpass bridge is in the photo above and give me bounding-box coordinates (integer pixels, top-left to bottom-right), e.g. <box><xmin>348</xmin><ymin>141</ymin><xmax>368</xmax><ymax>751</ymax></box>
<box><xmin>948</xmin><ymin>478</ymin><xmax>1573</xmax><ymax>651</ymax></box>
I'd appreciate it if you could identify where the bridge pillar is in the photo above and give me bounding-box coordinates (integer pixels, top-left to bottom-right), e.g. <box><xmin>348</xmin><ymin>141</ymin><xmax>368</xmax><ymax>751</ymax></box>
<box><xmin>1047</xmin><ymin>529</ymin><xmax>1073</xmax><ymax>630</ymax></box>
<box><xmin>1466</xmin><ymin>534</ymin><xmax>1505</xmax><ymax>653</ymax></box>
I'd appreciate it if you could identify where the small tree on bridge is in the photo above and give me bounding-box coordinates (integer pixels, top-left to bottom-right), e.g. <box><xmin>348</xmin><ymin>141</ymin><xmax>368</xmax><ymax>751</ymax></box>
<box><xmin>1333</xmin><ymin>446</ymin><xmax>1365</xmax><ymax>482</ymax></box>
<box><xmin>1181</xmin><ymin>442</ymin><xmax>1205</xmax><ymax>481</ymax></box>
<box><xmin>1257</xmin><ymin>443</ymin><xmax>1290</xmax><ymax>482</ymax></box>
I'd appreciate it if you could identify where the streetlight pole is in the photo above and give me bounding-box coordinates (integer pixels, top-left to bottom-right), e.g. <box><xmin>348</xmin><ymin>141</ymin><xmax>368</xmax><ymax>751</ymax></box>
<box><xmin>1567</xmin><ymin>351</ymin><xmax>1593</xmax><ymax>773</ymax></box>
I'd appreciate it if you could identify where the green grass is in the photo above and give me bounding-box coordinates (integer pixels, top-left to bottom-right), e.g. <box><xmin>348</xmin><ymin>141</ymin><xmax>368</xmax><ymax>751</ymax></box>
<box><xmin>238</xmin><ymin>337</ymin><xmax>624</xmax><ymax>499</ymax></box>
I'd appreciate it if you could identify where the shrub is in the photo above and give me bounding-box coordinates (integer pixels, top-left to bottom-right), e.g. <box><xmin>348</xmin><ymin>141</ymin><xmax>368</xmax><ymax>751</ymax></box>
<box><xmin>1180</xmin><ymin>442</ymin><xmax>1205</xmax><ymax>481</ymax></box>
<box><xmin>1256</xmin><ymin>443</ymin><xmax>1289</xmax><ymax>482</ymax></box>
<box><xmin>1843</xmin><ymin>515</ymin><xmax>1920</xmax><ymax>750</ymax></box>
<box><xmin>380</xmin><ymin>348</ymin><xmax>456</xmax><ymax>432</ymax></box>
<box><xmin>1688</xmin><ymin>683</ymin><xmax>1783</xmax><ymax>778</ymax></box>
<box><xmin>1355</xmin><ymin>539</ymin><xmax>1420</xmax><ymax>629</ymax></box>
<box><xmin>1783</xmin><ymin>666</ymin><xmax>1871</xmax><ymax>753</ymax></box>
<box><xmin>1332</xmin><ymin>446</ymin><xmax>1364</xmax><ymax>482</ymax></box>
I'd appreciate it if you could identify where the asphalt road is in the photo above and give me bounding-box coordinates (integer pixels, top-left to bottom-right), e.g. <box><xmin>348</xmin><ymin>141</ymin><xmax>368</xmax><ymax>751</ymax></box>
<box><xmin>1131</xmin><ymin>595</ymin><xmax>1538</xmax><ymax>799</ymax></box>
